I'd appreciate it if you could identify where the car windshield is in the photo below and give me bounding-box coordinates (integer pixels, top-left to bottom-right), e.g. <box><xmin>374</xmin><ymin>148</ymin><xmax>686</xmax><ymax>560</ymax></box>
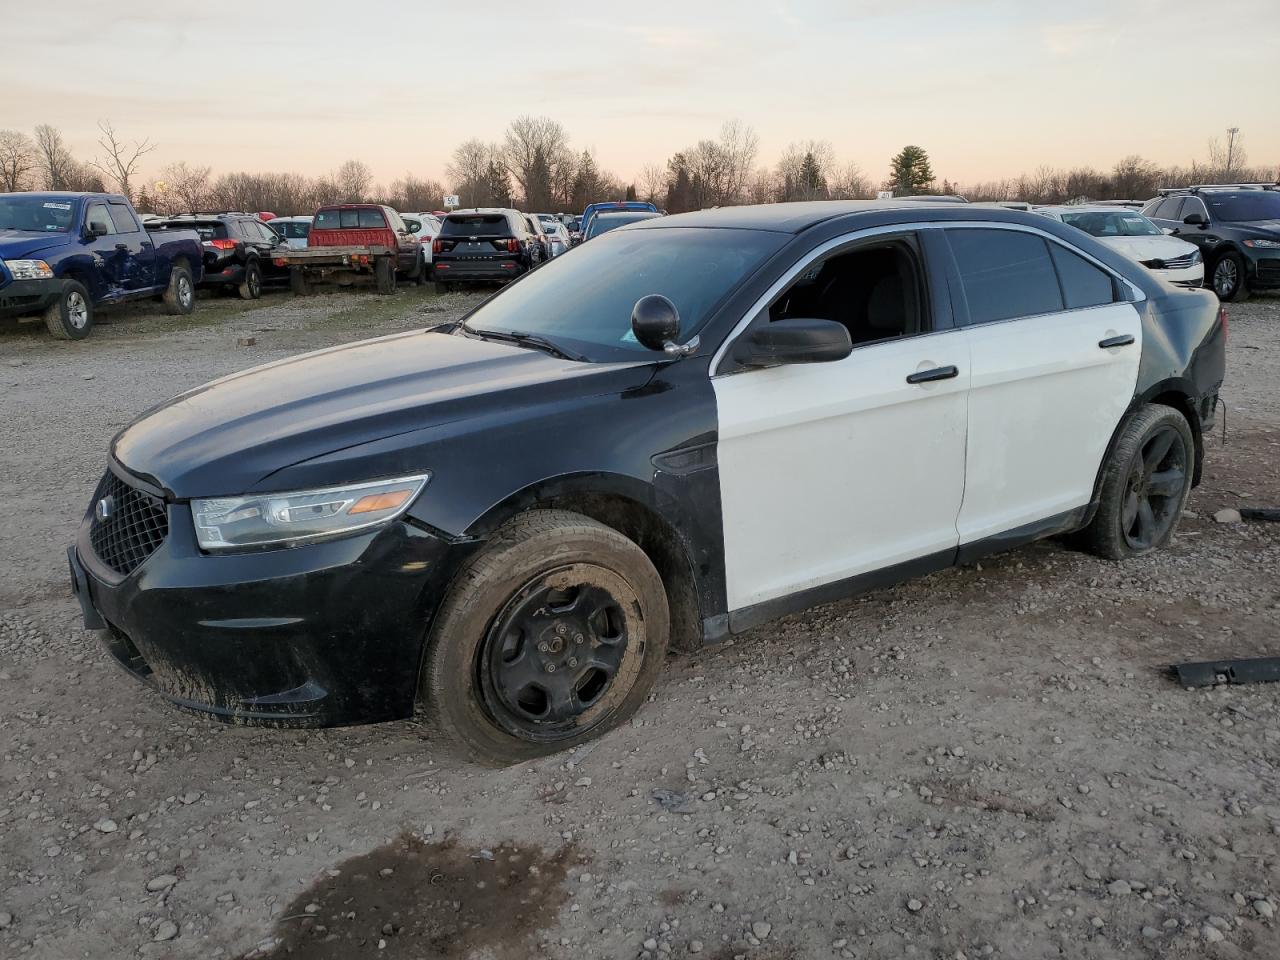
<box><xmin>1060</xmin><ymin>211</ymin><xmax>1162</xmax><ymax>237</ymax></box>
<box><xmin>0</xmin><ymin>196</ymin><xmax>79</xmax><ymax>232</ymax></box>
<box><xmin>441</xmin><ymin>214</ymin><xmax>509</xmax><ymax>237</ymax></box>
<box><xmin>1205</xmin><ymin>192</ymin><xmax>1280</xmax><ymax>222</ymax></box>
<box><xmin>275</xmin><ymin>221</ymin><xmax>310</xmax><ymax>239</ymax></box>
<box><xmin>586</xmin><ymin>212</ymin><xmax>661</xmax><ymax>239</ymax></box>
<box><xmin>462</xmin><ymin>227</ymin><xmax>783</xmax><ymax>361</ymax></box>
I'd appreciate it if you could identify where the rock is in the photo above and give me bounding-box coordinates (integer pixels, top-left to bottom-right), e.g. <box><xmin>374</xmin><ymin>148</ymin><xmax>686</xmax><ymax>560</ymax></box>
<box><xmin>237</xmin><ymin>337</ymin><xmax>257</xmax><ymax>347</ymax></box>
<box><xmin>1202</xmin><ymin>924</ymin><xmax>1225</xmax><ymax>943</ymax></box>
<box><xmin>1107</xmin><ymin>879</ymin><xmax>1132</xmax><ymax>896</ymax></box>
<box><xmin>751</xmin><ymin>922</ymin><xmax>772</xmax><ymax>940</ymax></box>
<box><xmin>1255</xmin><ymin>900</ymin><xmax>1275</xmax><ymax>920</ymax></box>
<box><xmin>1142</xmin><ymin>926</ymin><xmax>1159</xmax><ymax>939</ymax></box>
<box><xmin>0</xmin><ymin>911</ymin><xmax>12</xmax><ymax>929</ymax></box>
<box><xmin>146</xmin><ymin>874</ymin><xmax>179</xmax><ymax>892</ymax></box>
<box><xmin>643</xmin><ymin>938</ymin><xmax>658</xmax><ymax>950</ymax></box>
<box><xmin>689</xmin><ymin>940</ymin><xmax>703</xmax><ymax>954</ymax></box>
<box><xmin>1214</xmin><ymin>508</ymin><xmax>1242</xmax><ymax>524</ymax></box>
<box><xmin>153</xmin><ymin>920</ymin><xmax>178</xmax><ymax>941</ymax></box>
<box><xmin>94</xmin><ymin>818</ymin><xmax>118</xmax><ymax>833</ymax></box>
<box><xmin>906</xmin><ymin>899</ymin><xmax>923</xmax><ymax>913</ymax></box>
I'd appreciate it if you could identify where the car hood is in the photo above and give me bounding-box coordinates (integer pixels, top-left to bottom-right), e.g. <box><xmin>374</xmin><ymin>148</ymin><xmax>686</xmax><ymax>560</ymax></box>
<box><xmin>112</xmin><ymin>329</ymin><xmax>655</xmax><ymax>497</ymax></box>
<box><xmin>0</xmin><ymin>230</ymin><xmax>71</xmax><ymax>261</ymax></box>
<box><xmin>1097</xmin><ymin>234</ymin><xmax>1198</xmax><ymax>262</ymax></box>
<box><xmin>1234</xmin><ymin>219</ymin><xmax>1280</xmax><ymax>237</ymax></box>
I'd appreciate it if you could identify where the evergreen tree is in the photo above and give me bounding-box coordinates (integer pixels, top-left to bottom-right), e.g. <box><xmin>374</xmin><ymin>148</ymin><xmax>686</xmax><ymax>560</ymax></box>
<box><xmin>888</xmin><ymin>145</ymin><xmax>935</xmax><ymax>196</ymax></box>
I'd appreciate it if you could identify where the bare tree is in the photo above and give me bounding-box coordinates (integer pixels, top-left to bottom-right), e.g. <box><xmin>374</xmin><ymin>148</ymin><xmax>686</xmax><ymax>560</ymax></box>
<box><xmin>448</xmin><ymin>139</ymin><xmax>506</xmax><ymax>207</ymax></box>
<box><xmin>333</xmin><ymin>159</ymin><xmax>372</xmax><ymax>203</ymax></box>
<box><xmin>503</xmin><ymin>115</ymin><xmax>570</xmax><ymax>210</ymax></box>
<box><xmin>1207</xmin><ymin>127</ymin><xmax>1247</xmax><ymax>180</ymax></box>
<box><xmin>0</xmin><ymin>130</ymin><xmax>36</xmax><ymax>192</ymax></box>
<box><xmin>637</xmin><ymin>164</ymin><xmax>668</xmax><ymax>205</ymax></box>
<box><xmin>156</xmin><ymin>161</ymin><xmax>212</xmax><ymax>214</ymax></box>
<box><xmin>747</xmin><ymin>167</ymin><xmax>776</xmax><ymax>204</ymax></box>
<box><xmin>89</xmin><ymin>120</ymin><xmax>155</xmax><ymax>201</ymax></box>
<box><xmin>1111</xmin><ymin>154</ymin><xmax>1159</xmax><ymax>200</ymax></box>
<box><xmin>718</xmin><ymin>119</ymin><xmax>759</xmax><ymax>205</ymax></box>
<box><xmin>829</xmin><ymin>162</ymin><xmax>872</xmax><ymax>200</ymax></box>
<box><xmin>387</xmin><ymin>173</ymin><xmax>446</xmax><ymax>212</ymax></box>
<box><xmin>775</xmin><ymin>140</ymin><xmax>835</xmax><ymax>201</ymax></box>
<box><xmin>34</xmin><ymin>125</ymin><xmax>76</xmax><ymax>190</ymax></box>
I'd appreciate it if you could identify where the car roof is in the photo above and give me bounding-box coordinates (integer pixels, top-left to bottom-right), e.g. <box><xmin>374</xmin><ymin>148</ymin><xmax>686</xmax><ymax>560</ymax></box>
<box><xmin>625</xmin><ymin>200</ymin><xmax>1073</xmax><ymax>234</ymax></box>
<box><xmin>1036</xmin><ymin>205</ymin><xmax>1149</xmax><ymax>215</ymax></box>
<box><xmin>594</xmin><ymin>210</ymin><xmax>662</xmax><ymax>220</ymax></box>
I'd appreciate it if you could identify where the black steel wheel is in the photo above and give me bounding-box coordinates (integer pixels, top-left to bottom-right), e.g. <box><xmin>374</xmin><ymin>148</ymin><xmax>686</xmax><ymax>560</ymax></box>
<box><xmin>1081</xmin><ymin>403</ymin><xmax>1195</xmax><ymax>560</ymax></box>
<box><xmin>420</xmin><ymin>510</ymin><xmax>669</xmax><ymax>766</ymax></box>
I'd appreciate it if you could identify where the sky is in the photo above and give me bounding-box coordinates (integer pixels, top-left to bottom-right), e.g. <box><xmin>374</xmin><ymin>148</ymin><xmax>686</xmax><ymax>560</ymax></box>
<box><xmin>3</xmin><ymin>0</ymin><xmax>1277</xmax><ymax>191</ymax></box>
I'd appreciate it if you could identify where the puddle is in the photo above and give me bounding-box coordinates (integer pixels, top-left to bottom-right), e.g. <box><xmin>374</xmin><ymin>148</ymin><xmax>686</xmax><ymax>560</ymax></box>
<box><xmin>243</xmin><ymin>834</ymin><xmax>579</xmax><ymax>959</ymax></box>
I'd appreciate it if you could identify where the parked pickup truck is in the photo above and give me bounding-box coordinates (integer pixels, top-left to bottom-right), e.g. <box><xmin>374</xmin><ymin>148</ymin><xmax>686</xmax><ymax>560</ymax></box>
<box><xmin>276</xmin><ymin>204</ymin><xmax>425</xmax><ymax>296</ymax></box>
<box><xmin>0</xmin><ymin>192</ymin><xmax>203</xmax><ymax>339</ymax></box>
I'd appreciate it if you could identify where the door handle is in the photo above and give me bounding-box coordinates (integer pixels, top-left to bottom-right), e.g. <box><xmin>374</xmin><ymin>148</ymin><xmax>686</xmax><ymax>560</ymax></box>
<box><xmin>114</xmin><ymin>243</ymin><xmax>129</xmax><ymax>251</ymax></box>
<box><xmin>1098</xmin><ymin>334</ymin><xmax>1135</xmax><ymax>349</ymax></box>
<box><xmin>906</xmin><ymin>365</ymin><xmax>959</xmax><ymax>384</ymax></box>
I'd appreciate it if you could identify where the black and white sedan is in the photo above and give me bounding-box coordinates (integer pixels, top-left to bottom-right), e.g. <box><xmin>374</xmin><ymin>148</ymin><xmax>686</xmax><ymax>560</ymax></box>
<box><xmin>70</xmin><ymin>201</ymin><xmax>1226</xmax><ymax>765</ymax></box>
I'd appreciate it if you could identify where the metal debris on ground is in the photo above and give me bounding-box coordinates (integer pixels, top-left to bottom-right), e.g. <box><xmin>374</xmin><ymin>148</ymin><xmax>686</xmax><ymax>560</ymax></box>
<box><xmin>1173</xmin><ymin>657</ymin><xmax>1280</xmax><ymax>688</ymax></box>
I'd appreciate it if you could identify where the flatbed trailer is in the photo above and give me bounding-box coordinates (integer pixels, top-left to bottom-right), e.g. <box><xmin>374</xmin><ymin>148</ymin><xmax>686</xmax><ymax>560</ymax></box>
<box><xmin>273</xmin><ymin>245</ymin><xmax>400</xmax><ymax>295</ymax></box>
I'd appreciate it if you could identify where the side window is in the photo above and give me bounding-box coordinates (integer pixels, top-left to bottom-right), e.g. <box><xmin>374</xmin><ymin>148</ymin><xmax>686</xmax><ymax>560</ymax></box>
<box><xmin>1048</xmin><ymin>243</ymin><xmax>1116</xmax><ymax>309</ymax></box>
<box><xmin>403</xmin><ymin>218</ymin><xmax>421</xmax><ymax>233</ymax></box>
<box><xmin>768</xmin><ymin>238</ymin><xmax>926</xmax><ymax>346</ymax></box>
<box><xmin>86</xmin><ymin>203</ymin><xmax>115</xmax><ymax>235</ymax></box>
<box><xmin>1182</xmin><ymin>197</ymin><xmax>1208</xmax><ymax>221</ymax></box>
<box><xmin>948</xmin><ymin>228</ymin><xmax>1063</xmax><ymax>325</ymax></box>
<box><xmin>108</xmin><ymin>203</ymin><xmax>140</xmax><ymax>233</ymax></box>
<box><xmin>358</xmin><ymin>208</ymin><xmax>387</xmax><ymax>229</ymax></box>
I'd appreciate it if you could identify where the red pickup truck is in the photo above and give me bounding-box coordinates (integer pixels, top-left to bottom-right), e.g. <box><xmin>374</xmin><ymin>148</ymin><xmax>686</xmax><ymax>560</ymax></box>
<box><xmin>277</xmin><ymin>204</ymin><xmax>426</xmax><ymax>295</ymax></box>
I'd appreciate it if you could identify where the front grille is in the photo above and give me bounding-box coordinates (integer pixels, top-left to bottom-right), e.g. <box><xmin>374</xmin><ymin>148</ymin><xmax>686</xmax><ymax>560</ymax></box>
<box><xmin>1141</xmin><ymin>253</ymin><xmax>1198</xmax><ymax>270</ymax></box>
<box><xmin>1257</xmin><ymin>259</ymin><xmax>1280</xmax><ymax>281</ymax></box>
<box><xmin>88</xmin><ymin>471</ymin><xmax>169</xmax><ymax>576</ymax></box>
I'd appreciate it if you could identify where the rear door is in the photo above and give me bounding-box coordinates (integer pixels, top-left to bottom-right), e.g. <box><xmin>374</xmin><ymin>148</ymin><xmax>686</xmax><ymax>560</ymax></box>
<box><xmin>946</xmin><ymin>225</ymin><xmax>1142</xmax><ymax>544</ymax></box>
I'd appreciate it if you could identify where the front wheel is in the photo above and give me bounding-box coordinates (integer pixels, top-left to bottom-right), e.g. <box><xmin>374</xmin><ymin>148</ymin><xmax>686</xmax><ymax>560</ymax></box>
<box><xmin>420</xmin><ymin>510</ymin><xmax>670</xmax><ymax>766</ymax></box>
<box><xmin>43</xmin><ymin>281</ymin><xmax>94</xmax><ymax>340</ymax></box>
<box><xmin>162</xmin><ymin>262</ymin><xmax>195</xmax><ymax>315</ymax></box>
<box><xmin>1080</xmin><ymin>404</ymin><xmax>1195</xmax><ymax>560</ymax></box>
<box><xmin>1211</xmin><ymin>251</ymin><xmax>1250</xmax><ymax>302</ymax></box>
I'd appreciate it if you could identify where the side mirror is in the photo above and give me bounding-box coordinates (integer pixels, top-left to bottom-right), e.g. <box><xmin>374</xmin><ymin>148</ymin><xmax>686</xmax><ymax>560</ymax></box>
<box><xmin>1161</xmin><ymin>227</ymin><xmax>1174</xmax><ymax>235</ymax></box>
<box><xmin>86</xmin><ymin>221</ymin><xmax>110</xmax><ymax>238</ymax></box>
<box><xmin>631</xmin><ymin>294</ymin><xmax>700</xmax><ymax>356</ymax></box>
<box><xmin>736</xmin><ymin>317</ymin><xmax>853</xmax><ymax>368</ymax></box>
<box><xmin>1183</xmin><ymin>213</ymin><xmax>1207</xmax><ymax>227</ymax></box>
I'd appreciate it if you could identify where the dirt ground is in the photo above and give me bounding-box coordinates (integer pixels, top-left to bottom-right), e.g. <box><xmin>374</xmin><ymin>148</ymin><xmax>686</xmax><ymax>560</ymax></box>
<box><xmin>2</xmin><ymin>286</ymin><xmax>1280</xmax><ymax>960</ymax></box>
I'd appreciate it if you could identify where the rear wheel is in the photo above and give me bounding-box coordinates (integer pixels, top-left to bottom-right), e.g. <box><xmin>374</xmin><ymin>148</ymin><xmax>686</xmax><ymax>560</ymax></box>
<box><xmin>289</xmin><ymin>268</ymin><xmax>313</xmax><ymax>296</ymax></box>
<box><xmin>1080</xmin><ymin>404</ymin><xmax>1195</xmax><ymax>560</ymax></box>
<box><xmin>162</xmin><ymin>262</ymin><xmax>195</xmax><ymax>315</ymax></box>
<box><xmin>420</xmin><ymin>510</ymin><xmax>669</xmax><ymax>766</ymax></box>
<box><xmin>1211</xmin><ymin>251</ymin><xmax>1250</xmax><ymax>302</ymax></box>
<box><xmin>43</xmin><ymin>281</ymin><xmax>94</xmax><ymax>340</ymax></box>
<box><xmin>238</xmin><ymin>261</ymin><xmax>262</xmax><ymax>300</ymax></box>
<box><xmin>375</xmin><ymin>256</ymin><xmax>397</xmax><ymax>295</ymax></box>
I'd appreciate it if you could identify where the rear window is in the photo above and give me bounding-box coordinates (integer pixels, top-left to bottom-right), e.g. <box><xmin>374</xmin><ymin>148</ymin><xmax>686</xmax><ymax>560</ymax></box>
<box><xmin>948</xmin><ymin>228</ymin><xmax>1064</xmax><ymax>325</ymax></box>
<box><xmin>441</xmin><ymin>214</ymin><xmax>510</xmax><ymax>237</ymax></box>
<box><xmin>274</xmin><ymin>221</ymin><xmax>310</xmax><ymax>239</ymax></box>
<box><xmin>182</xmin><ymin>221</ymin><xmax>228</xmax><ymax>241</ymax></box>
<box><xmin>315</xmin><ymin>208</ymin><xmax>388</xmax><ymax>229</ymax></box>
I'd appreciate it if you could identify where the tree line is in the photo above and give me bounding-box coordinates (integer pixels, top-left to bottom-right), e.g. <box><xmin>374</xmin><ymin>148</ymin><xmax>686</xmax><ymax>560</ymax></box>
<box><xmin>1</xmin><ymin>118</ymin><xmax>1274</xmax><ymax>216</ymax></box>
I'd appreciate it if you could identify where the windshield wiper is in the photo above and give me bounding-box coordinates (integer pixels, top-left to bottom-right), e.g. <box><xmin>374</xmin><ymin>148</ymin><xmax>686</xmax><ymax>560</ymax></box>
<box><xmin>464</xmin><ymin>326</ymin><xmax>587</xmax><ymax>362</ymax></box>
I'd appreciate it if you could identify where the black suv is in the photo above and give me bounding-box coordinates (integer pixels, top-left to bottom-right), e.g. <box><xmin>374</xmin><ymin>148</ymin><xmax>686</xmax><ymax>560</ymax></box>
<box><xmin>151</xmin><ymin>213</ymin><xmax>290</xmax><ymax>300</ymax></box>
<box><xmin>1142</xmin><ymin>184</ymin><xmax>1280</xmax><ymax>301</ymax></box>
<box><xmin>431</xmin><ymin>209</ymin><xmax>543</xmax><ymax>293</ymax></box>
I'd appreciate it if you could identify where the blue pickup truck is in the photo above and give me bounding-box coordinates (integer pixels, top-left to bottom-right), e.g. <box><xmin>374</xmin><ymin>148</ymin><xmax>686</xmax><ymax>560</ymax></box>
<box><xmin>0</xmin><ymin>192</ymin><xmax>204</xmax><ymax>340</ymax></box>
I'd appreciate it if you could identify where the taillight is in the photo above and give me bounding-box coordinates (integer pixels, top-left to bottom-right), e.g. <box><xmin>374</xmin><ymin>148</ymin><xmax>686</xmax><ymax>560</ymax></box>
<box><xmin>1218</xmin><ymin>304</ymin><xmax>1228</xmax><ymax>343</ymax></box>
<box><xmin>507</xmin><ymin>238</ymin><xmax>519</xmax><ymax>253</ymax></box>
<box><xmin>208</xmin><ymin>239</ymin><xmax>237</xmax><ymax>250</ymax></box>
<box><xmin>432</xmin><ymin>239</ymin><xmax>442</xmax><ymax>254</ymax></box>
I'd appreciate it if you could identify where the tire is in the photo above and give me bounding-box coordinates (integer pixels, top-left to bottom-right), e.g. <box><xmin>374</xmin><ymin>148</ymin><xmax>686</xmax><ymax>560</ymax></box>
<box><xmin>434</xmin><ymin>280</ymin><xmax>451</xmax><ymax>296</ymax></box>
<box><xmin>420</xmin><ymin>509</ymin><xmax>670</xmax><ymax>766</ymax></box>
<box><xmin>162</xmin><ymin>262</ymin><xmax>195</xmax><ymax>316</ymax></box>
<box><xmin>1080</xmin><ymin>404</ymin><xmax>1196</xmax><ymax>561</ymax></box>
<box><xmin>375</xmin><ymin>256</ymin><xmax>396</xmax><ymax>295</ymax></box>
<box><xmin>43</xmin><ymin>281</ymin><xmax>94</xmax><ymax>340</ymax></box>
<box><xmin>238</xmin><ymin>261</ymin><xmax>262</xmax><ymax>300</ymax></box>
<box><xmin>289</xmin><ymin>268</ymin><xmax>313</xmax><ymax>297</ymax></box>
<box><xmin>1210</xmin><ymin>251</ymin><xmax>1250</xmax><ymax>302</ymax></box>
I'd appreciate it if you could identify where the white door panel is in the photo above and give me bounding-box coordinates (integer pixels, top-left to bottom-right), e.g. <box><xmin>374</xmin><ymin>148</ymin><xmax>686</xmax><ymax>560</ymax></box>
<box><xmin>957</xmin><ymin>302</ymin><xmax>1142</xmax><ymax>543</ymax></box>
<box><xmin>715</xmin><ymin>333</ymin><xmax>970</xmax><ymax>611</ymax></box>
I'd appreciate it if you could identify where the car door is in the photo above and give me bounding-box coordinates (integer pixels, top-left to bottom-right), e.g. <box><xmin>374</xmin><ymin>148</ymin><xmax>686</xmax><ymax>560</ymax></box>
<box><xmin>105</xmin><ymin>202</ymin><xmax>154</xmax><ymax>292</ymax></box>
<box><xmin>945</xmin><ymin>225</ymin><xmax>1142</xmax><ymax>545</ymax></box>
<box><xmin>713</xmin><ymin>229</ymin><xmax>970</xmax><ymax>614</ymax></box>
<box><xmin>83</xmin><ymin>201</ymin><xmax>127</xmax><ymax>300</ymax></box>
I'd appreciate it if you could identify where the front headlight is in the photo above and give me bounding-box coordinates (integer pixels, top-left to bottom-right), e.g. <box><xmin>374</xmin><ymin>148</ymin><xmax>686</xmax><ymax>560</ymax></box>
<box><xmin>1243</xmin><ymin>239</ymin><xmax>1280</xmax><ymax>249</ymax></box>
<box><xmin>192</xmin><ymin>474</ymin><xmax>429</xmax><ymax>551</ymax></box>
<box><xmin>5</xmin><ymin>259</ymin><xmax>54</xmax><ymax>280</ymax></box>
<box><xmin>1188</xmin><ymin>249</ymin><xmax>1202</xmax><ymax>263</ymax></box>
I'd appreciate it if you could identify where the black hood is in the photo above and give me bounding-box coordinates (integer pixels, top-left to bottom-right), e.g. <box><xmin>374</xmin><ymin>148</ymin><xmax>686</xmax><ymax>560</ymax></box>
<box><xmin>112</xmin><ymin>329</ymin><xmax>654</xmax><ymax>497</ymax></box>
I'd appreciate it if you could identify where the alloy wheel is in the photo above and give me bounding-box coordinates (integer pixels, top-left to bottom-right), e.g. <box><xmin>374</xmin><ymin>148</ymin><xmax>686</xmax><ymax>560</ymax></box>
<box><xmin>1121</xmin><ymin>425</ymin><xmax>1187</xmax><ymax>550</ymax></box>
<box><xmin>67</xmin><ymin>292</ymin><xmax>89</xmax><ymax>329</ymax></box>
<box><xmin>180</xmin><ymin>276</ymin><xmax>193</xmax><ymax>308</ymax></box>
<box><xmin>1214</xmin><ymin>258</ymin><xmax>1238</xmax><ymax>298</ymax></box>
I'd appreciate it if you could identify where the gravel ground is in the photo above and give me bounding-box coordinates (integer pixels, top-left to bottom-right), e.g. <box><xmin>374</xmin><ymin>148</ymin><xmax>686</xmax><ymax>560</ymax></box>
<box><xmin>2</xmin><ymin>288</ymin><xmax>1280</xmax><ymax>960</ymax></box>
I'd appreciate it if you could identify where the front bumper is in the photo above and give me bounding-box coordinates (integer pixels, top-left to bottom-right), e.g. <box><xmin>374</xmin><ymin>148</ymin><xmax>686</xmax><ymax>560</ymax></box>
<box><xmin>0</xmin><ymin>277</ymin><xmax>62</xmax><ymax>319</ymax></box>
<box><xmin>71</xmin><ymin>497</ymin><xmax>475</xmax><ymax>727</ymax></box>
<box><xmin>1152</xmin><ymin>263</ymin><xmax>1204</xmax><ymax>287</ymax></box>
<box><xmin>1245</xmin><ymin>248</ymin><xmax>1280</xmax><ymax>289</ymax></box>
